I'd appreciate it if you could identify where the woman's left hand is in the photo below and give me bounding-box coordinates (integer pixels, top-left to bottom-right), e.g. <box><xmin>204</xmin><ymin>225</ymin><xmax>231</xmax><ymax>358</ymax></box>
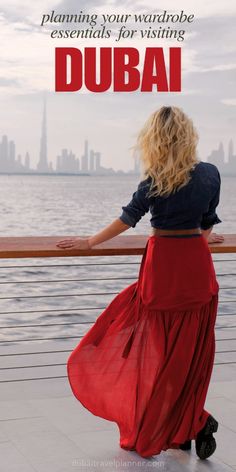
<box><xmin>207</xmin><ymin>232</ymin><xmax>224</xmax><ymax>244</ymax></box>
<box><xmin>56</xmin><ymin>237</ymin><xmax>91</xmax><ymax>250</ymax></box>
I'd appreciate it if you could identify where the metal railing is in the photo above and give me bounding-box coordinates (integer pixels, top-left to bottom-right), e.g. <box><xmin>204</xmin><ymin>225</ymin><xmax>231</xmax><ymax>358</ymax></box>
<box><xmin>0</xmin><ymin>234</ymin><xmax>235</xmax><ymax>383</ymax></box>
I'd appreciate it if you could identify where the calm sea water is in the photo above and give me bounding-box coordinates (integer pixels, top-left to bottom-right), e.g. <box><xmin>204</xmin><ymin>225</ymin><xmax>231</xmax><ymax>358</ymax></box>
<box><xmin>0</xmin><ymin>174</ymin><xmax>235</xmax><ymax>348</ymax></box>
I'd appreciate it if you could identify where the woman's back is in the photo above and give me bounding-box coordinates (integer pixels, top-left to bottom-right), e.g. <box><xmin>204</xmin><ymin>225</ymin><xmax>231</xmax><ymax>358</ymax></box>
<box><xmin>66</xmin><ymin>106</ymin><xmax>222</xmax><ymax>461</ymax></box>
<box><xmin>119</xmin><ymin>161</ymin><xmax>222</xmax><ymax>231</ymax></box>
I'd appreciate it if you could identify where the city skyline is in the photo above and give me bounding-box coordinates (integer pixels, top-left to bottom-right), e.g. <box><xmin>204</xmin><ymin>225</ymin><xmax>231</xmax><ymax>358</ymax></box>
<box><xmin>0</xmin><ymin>99</ymin><xmax>139</xmax><ymax>175</ymax></box>
<box><xmin>0</xmin><ymin>99</ymin><xmax>235</xmax><ymax>176</ymax></box>
<box><xmin>207</xmin><ymin>139</ymin><xmax>236</xmax><ymax>175</ymax></box>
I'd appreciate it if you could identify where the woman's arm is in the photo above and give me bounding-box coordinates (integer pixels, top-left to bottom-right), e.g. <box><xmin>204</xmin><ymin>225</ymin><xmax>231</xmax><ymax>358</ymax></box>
<box><xmin>57</xmin><ymin>179</ymin><xmax>151</xmax><ymax>250</ymax></box>
<box><xmin>200</xmin><ymin>167</ymin><xmax>223</xmax><ymax>244</ymax></box>
<box><xmin>88</xmin><ymin>219</ymin><xmax>130</xmax><ymax>248</ymax></box>
<box><xmin>201</xmin><ymin>227</ymin><xmax>213</xmax><ymax>240</ymax></box>
<box><xmin>56</xmin><ymin>218</ymin><xmax>131</xmax><ymax>250</ymax></box>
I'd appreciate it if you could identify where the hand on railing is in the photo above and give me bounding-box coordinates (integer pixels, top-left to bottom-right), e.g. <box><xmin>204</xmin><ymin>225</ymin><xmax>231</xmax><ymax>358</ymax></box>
<box><xmin>207</xmin><ymin>232</ymin><xmax>225</xmax><ymax>244</ymax></box>
<box><xmin>56</xmin><ymin>237</ymin><xmax>91</xmax><ymax>250</ymax></box>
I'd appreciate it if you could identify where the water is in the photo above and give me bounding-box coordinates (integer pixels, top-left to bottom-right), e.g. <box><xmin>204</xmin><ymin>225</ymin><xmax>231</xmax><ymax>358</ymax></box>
<box><xmin>0</xmin><ymin>174</ymin><xmax>235</xmax><ymax>349</ymax></box>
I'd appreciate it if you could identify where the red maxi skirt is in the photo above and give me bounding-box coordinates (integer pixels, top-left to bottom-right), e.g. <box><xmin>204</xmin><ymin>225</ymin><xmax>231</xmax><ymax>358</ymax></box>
<box><xmin>67</xmin><ymin>234</ymin><xmax>219</xmax><ymax>458</ymax></box>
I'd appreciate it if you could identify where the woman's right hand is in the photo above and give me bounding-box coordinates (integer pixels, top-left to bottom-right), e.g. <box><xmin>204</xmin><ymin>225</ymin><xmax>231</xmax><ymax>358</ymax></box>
<box><xmin>56</xmin><ymin>237</ymin><xmax>91</xmax><ymax>250</ymax></box>
<box><xmin>207</xmin><ymin>232</ymin><xmax>224</xmax><ymax>244</ymax></box>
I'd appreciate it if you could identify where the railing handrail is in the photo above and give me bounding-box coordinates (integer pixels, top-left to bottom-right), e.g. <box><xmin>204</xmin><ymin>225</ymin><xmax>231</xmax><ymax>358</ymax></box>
<box><xmin>0</xmin><ymin>234</ymin><xmax>235</xmax><ymax>258</ymax></box>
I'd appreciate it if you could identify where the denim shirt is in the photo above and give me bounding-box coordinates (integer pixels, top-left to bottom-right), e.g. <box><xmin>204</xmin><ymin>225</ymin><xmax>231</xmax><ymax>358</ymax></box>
<box><xmin>119</xmin><ymin>161</ymin><xmax>222</xmax><ymax>230</ymax></box>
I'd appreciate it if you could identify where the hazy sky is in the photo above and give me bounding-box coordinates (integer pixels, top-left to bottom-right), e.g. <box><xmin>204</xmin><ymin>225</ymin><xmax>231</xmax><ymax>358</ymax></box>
<box><xmin>0</xmin><ymin>0</ymin><xmax>235</xmax><ymax>171</ymax></box>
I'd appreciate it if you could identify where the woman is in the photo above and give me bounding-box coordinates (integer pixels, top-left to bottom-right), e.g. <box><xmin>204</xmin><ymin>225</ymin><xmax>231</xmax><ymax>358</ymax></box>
<box><xmin>56</xmin><ymin>106</ymin><xmax>224</xmax><ymax>460</ymax></box>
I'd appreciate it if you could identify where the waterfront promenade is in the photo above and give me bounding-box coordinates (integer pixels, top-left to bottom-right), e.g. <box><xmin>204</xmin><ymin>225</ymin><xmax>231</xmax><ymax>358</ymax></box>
<box><xmin>0</xmin><ymin>234</ymin><xmax>236</xmax><ymax>471</ymax></box>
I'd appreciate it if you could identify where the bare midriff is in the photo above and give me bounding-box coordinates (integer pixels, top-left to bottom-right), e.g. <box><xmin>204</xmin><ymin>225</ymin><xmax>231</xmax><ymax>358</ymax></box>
<box><xmin>151</xmin><ymin>227</ymin><xmax>202</xmax><ymax>236</ymax></box>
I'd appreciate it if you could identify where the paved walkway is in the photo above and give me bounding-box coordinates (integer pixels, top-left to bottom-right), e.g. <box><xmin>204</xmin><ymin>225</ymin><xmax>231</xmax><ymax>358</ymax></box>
<box><xmin>0</xmin><ymin>355</ymin><xmax>236</xmax><ymax>472</ymax></box>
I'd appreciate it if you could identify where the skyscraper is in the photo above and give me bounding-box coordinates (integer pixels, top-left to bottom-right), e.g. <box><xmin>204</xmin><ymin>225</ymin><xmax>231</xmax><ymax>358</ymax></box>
<box><xmin>90</xmin><ymin>149</ymin><xmax>95</xmax><ymax>171</ymax></box>
<box><xmin>227</xmin><ymin>139</ymin><xmax>236</xmax><ymax>173</ymax></box>
<box><xmin>1</xmin><ymin>135</ymin><xmax>8</xmax><ymax>171</ymax></box>
<box><xmin>229</xmin><ymin>139</ymin><xmax>233</xmax><ymax>162</ymax></box>
<box><xmin>81</xmin><ymin>140</ymin><xmax>89</xmax><ymax>172</ymax></box>
<box><xmin>37</xmin><ymin>97</ymin><xmax>49</xmax><ymax>172</ymax></box>
<box><xmin>95</xmin><ymin>151</ymin><xmax>101</xmax><ymax>171</ymax></box>
<box><xmin>7</xmin><ymin>140</ymin><xmax>15</xmax><ymax>171</ymax></box>
<box><xmin>25</xmin><ymin>152</ymin><xmax>30</xmax><ymax>170</ymax></box>
<box><xmin>207</xmin><ymin>142</ymin><xmax>225</xmax><ymax>172</ymax></box>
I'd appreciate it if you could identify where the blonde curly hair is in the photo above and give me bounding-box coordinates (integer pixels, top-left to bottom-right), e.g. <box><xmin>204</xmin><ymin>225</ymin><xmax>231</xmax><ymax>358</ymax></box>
<box><xmin>135</xmin><ymin>106</ymin><xmax>200</xmax><ymax>197</ymax></box>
